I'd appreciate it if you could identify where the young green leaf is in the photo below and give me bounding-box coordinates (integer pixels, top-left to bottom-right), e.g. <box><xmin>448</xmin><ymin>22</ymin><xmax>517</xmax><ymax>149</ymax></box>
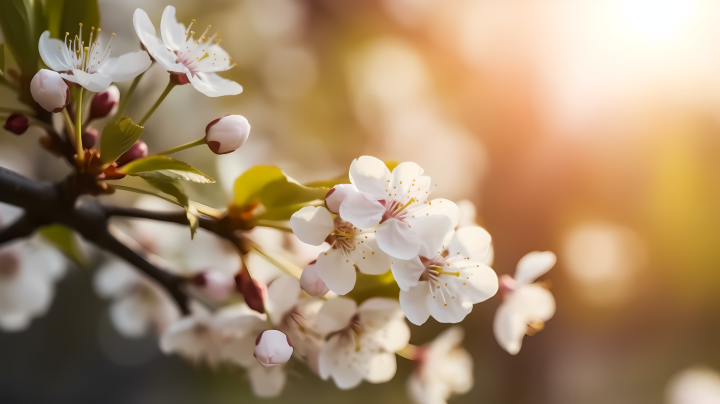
<box><xmin>233</xmin><ymin>165</ymin><xmax>287</xmax><ymax>208</ymax></box>
<box><xmin>141</xmin><ymin>177</ymin><xmax>200</xmax><ymax>239</ymax></box>
<box><xmin>100</xmin><ymin>117</ymin><xmax>144</xmax><ymax>164</ymax></box>
<box><xmin>39</xmin><ymin>224</ymin><xmax>89</xmax><ymax>267</ymax></box>
<box><xmin>117</xmin><ymin>155</ymin><xmax>215</xmax><ymax>184</ymax></box>
<box><xmin>233</xmin><ymin>165</ymin><xmax>329</xmax><ymax>210</ymax></box>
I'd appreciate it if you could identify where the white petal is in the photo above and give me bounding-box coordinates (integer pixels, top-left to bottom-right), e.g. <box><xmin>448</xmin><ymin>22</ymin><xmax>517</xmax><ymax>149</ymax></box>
<box><xmin>376</xmin><ymin>218</ymin><xmax>420</xmax><ymax>260</ymax></box>
<box><xmin>97</xmin><ymin>51</ymin><xmax>152</xmax><ymax>83</ymax></box>
<box><xmin>325</xmin><ymin>184</ymin><xmax>359</xmax><ymax>214</ymax></box>
<box><xmin>408</xmin><ymin>198</ymin><xmax>460</xmax><ymax>229</ymax></box>
<box><xmin>321</xmin><ymin>334</ymin><xmax>364</xmax><ymax>389</ymax></box>
<box><xmin>391</xmin><ymin>256</ymin><xmax>425</xmax><ymax>291</ymax></box>
<box><xmin>133</xmin><ymin>8</ymin><xmax>184</xmax><ymax>72</ymax></box>
<box><xmin>426</xmin><ymin>288</ymin><xmax>472</xmax><ymax>324</ymax></box>
<box><xmin>514</xmin><ymin>284</ymin><xmax>556</xmax><ymax>321</ymax></box>
<box><xmin>413</xmin><ymin>215</ymin><xmax>454</xmax><ymax>259</ymax></box>
<box><xmin>315</xmin><ymin>248</ymin><xmax>356</xmax><ymax>295</ymax></box>
<box><xmin>109</xmin><ymin>296</ymin><xmax>150</xmax><ymax>338</ymax></box>
<box><xmin>358</xmin><ymin>297</ymin><xmax>403</xmax><ymax>319</ymax></box>
<box><xmin>267</xmin><ymin>275</ymin><xmax>300</xmax><ymax>326</ymax></box>
<box><xmin>450</xmin><ymin>261</ymin><xmax>499</xmax><ymax>304</ymax></box>
<box><xmin>449</xmin><ymin>226</ymin><xmax>492</xmax><ymax>262</ymax></box>
<box><xmin>0</xmin><ymin>312</ymin><xmax>32</xmax><ymax>332</ymax></box>
<box><xmin>338</xmin><ymin>191</ymin><xmax>385</xmax><ymax>229</ymax></box>
<box><xmin>515</xmin><ymin>251</ymin><xmax>556</xmax><ymax>284</ymax></box>
<box><xmin>248</xmin><ymin>364</ymin><xmax>287</xmax><ymax>398</ymax></box>
<box><xmin>94</xmin><ymin>260</ymin><xmax>137</xmax><ymax>298</ymax></box>
<box><xmin>493</xmin><ymin>301</ymin><xmax>527</xmax><ymax>355</ymax></box>
<box><xmin>290</xmin><ymin>206</ymin><xmax>334</xmax><ymax>246</ymax></box>
<box><xmin>61</xmin><ymin>70</ymin><xmax>112</xmax><ymax>92</ymax></box>
<box><xmin>349</xmin><ymin>233</ymin><xmax>391</xmax><ymax>275</ymax></box>
<box><xmin>493</xmin><ymin>284</ymin><xmax>555</xmax><ymax>355</ymax></box>
<box><xmin>38</xmin><ymin>31</ymin><xmax>72</xmax><ymax>71</ymax></box>
<box><xmin>400</xmin><ymin>283</ymin><xmax>431</xmax><ymax>325</ymax></box>
<box><xmin>160</xmin><ymin>6</ymin><xmax>186</xmax><ymax>52</ymax></box>
<box><xmin>389</xmin><ymin>161</ymin><xmax>426</xmax><ymax>197</ymax></box>
<box><xmin>315</xmin><ymin>297</ymin><xmax>357</xmax><ymax>335</ymax></box>
<box><xmin>299</xmin><ymin>262</ymin><xmax>329</xmax><ymax>297</ymax></box>
<box><xmin>362</xmin><ymin>351</ymin><xmax>397</xmax><ymax>384</ymax></box>
<box><xmin>368</xmin><ymin>318</ymin><xmax>410</xmax><ymax>352</ymax></box>
<box><xmin>188</xmin><ymin>72</ymin><xmax>243</xmax><ymax>97</ymax></box>
<box><xmin>23</xmin><ymin>239</ymin><xmax>66</xmax><ymax>280</ymax></box>
<box><xmin>349</xmin><ymin>156</ymin><xmax>391</xmax><ymax>200</ymax></box>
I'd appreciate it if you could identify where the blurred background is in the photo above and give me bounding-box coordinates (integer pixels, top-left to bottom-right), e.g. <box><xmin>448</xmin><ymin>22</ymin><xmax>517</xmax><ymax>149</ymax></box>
<box><xmin>3</xmin><ymin>0</ymin><xmax>720</xmax><ymax>402</ymax></box>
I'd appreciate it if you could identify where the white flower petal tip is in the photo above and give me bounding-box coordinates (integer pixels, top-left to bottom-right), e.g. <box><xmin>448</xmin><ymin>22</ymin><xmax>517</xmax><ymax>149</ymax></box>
<box><xmin>300</xmin><ymin>261</ymin><xmax>329</xmax><ymax>297</ymax></box>
<box><xmin>325</xmin><ymin>184</ymin><xmax>359</xmax><ymax>214</ymax></box>
<box><xmin>515</xmin><ymin>251</ymin><xmax>556</xmax><ymax>285</ymax></box>
<box><xmin>255</xmin><ymin>330</ymin><xmax>294</xmax><ymax>368</ymax></box>
<box><xmin>290</xmin><ymin>206</ymin><xmax>334</xmax><ymax>246</ymax></box>
<box><xmin>494</xmin><ymin>284</ymin><xmax>555</xmax><ymax>355</ymax></box>
<box><xmin>192</xmin><ymin>271</ymin><xmax>235</xmax><ymax>301</ymax></box>
<box><xmin>134</xmin><ymin>7</ymin><xmax>242</xmax><ymax>97</ymax></box>
<box><xmin>205</xmin><ymin>115</ymin><xmax>250</xmax><ymax>155</ymax></box>
<box><xmin>30</xmin><ymin>70</ymin><xmax>69</xmax><ymax>112</ymax></box>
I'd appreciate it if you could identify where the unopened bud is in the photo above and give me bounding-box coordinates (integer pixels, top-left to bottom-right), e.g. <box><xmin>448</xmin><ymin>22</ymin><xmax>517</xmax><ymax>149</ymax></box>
<box><xmin>254</xmin><ymin>330</ymin><xmax>293</xmax><ymax>368</ymax></box>
<box><xmin>82</xmin><ymin>127</ymin><xmax>98</xmax><ymax>149</ymax></box>
<box><xmin>30</xmin><ymin>69</ymin><xmax>70</xmax><ymax>112</ymax></box>
<box><xmin>205</xmin><ymin>115</ymin><xmax>250</xmax><ymax>155</ymax></box>
<box><xmin>169</xmin><ymin>72</ymin><xmax>190</xmax><ymax>85</ymax></box>
<box><xmin>3</xmin><ymin>114</ymin><xmax>29</xmax><ymax>135</ymax></box>
<box><xmin>300</xmin><ymin>261</ymin><xmax>328</xmax><ymax>297</ymax></box>
<box><xmin>116</xmin><ymin>140</ymin><xmax>148</xmax><ymax>166</ymax></box>
<box><xmin>89</xmin><ymin>85</ymin><xmax>120</xmax><ymax>120</ymax></box>
<box><xmin>235</xmin><ymin>269</ymin><xmax>266</xmax><ymax>314</ymax></box>
<box><xmin>325</xmin><ymin>184</ymin><xmax>359</xmax><ymax>214</ymax></box>
<box><xmin>192</xmin><ymin>270</ymin><xmax>234</xmax><ymax>301</ymax></box>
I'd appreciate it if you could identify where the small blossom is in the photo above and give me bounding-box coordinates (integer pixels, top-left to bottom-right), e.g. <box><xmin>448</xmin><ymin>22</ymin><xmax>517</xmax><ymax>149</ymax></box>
<box><xmin>3</xmin><ymin>114</ymin><xmax>29</xmax><ymax>135</ymax></box>
<box><xmin>205</xmin><ymin>115</ymin><xmax>250</xmax><ymax>155</ymax></box>
<box><xmin>116</xmin><ymin>140</ymin><xmax>148</xmax><ymax>166</ymax></box>
<box><xmin>299</xmin><ymin>261</ymin><xmax>329</xmax><ymax>297</ymax></box>
<box><xmin>339</xmin><ymin>156</ymin><xmax>459</xmax><ymax>260</ymax></box>
<box><xmin>89</xmin><ymin>85</ymin><xmax>120</xmax><ymax>120</ymax></box>
<box><xmin>255</xmin><ymin>330</ymin><xmax>294</xmax><ymax>367</ymax></box>
<box><xmin>325</xmin><ymin>184</ymin><xmax>359</xmax><ymax>214</ymax></box>
<box><xmin>407</xmin><ymin>327</ymin><xmax>473</xmax><ymax>404</ymax></box>
<box><xmin>82</xmin><ymin>127</ymin><xmax>98</xmax><ymax>149</ymax></box>
<box><xmin>493</xmin><ymin>251</ymin><xmax>556</xmax><ymax>355</ymax></box>
<box><xmin>191</xmin><ymin>270</ymin><xmax>235</xmax><ymax>301</ymax></box>
<box><xmin>30</xmin><ymin>69</ymin><xmax>70</xmax><ymax>112</ymax></box>
<box><xmin>133</xmin><ymin>6</ymin><xmax>243</xmax><ymax>97</ymax></box>
<box><xmin>291</xmin><ymin>205</ymin><xmax>391</xmax><ymax>295</ymax></box>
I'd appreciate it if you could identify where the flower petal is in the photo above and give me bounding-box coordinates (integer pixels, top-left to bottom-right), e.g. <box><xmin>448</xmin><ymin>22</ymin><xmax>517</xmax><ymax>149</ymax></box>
<box><xmin>449</xmin><ymin>226</ymin><xmax>492</xmax><ymax>262</ymax></box>
<box><xmin>61</xmin><ymin>70</ymin><xmax>112</xmax><ymax>92</ymax></box>
<box><xmin>515</xmin><ymin>251</ymin><xmax>556</xmax><ymax>285</ymax></box>
<box><xmin>408</xmin><ymin>198</ymin><xmax>460</xmax><ymax>228</ymax></box>
<box><xmin>376</xmin><ymin>218</ymin><xmax>420</xmax><ymax>260</ymax></box>
<box><xmin>109</xmin><ymin>295</ymin><xmax>150</xmax><ymax>338</ymax></box>
<box><xmin>399</xmin><ymin>282</ymin><xmax>431</xmax><ymax>325</ymax></box>
<box><xmin>38</xmin><ymin>31</ymin><xmax>72</xmax><ymax>71</ymax></box>
<box><xmin>160</xmin><ymin>6</ymin><xmax>187</xmax><ymax>52</ymax></box>
<box><xmin>389</xmin><ymin>161</ymin><xmax>427</xmax><ymax>198</ymax></box>
<box><xmin>413</xmin><ymin>214</ymin><xmax>454</xmax><ymax>259</ymax></box>
<box><xmin>133</xmin><ymin>8</ymin><xmax>184</xmax><ymax>72</ymax></box>
<box><xmin>349</xmin><ymin>232</ymin><xmax>391</xmax><ymax>275</ymax></box>
<box><xmin>187</xmin><ymin>72</ymin><xmax>243</xmax><ymax>97</ymax></box>
<box><xmin>248</xmin><ymin>364</ymin><xmax>286</xmax><ymax>398</ymax></box>
<box><xmin>97</xmin><ymin>51</ymin><xmax>152</xmax><ymax>83</ymax></box>
<box><xmin>349</xmin><ymin>156</ymin><xmax>391</xmax><ymax>200</ymax></box>
<box><xmin>450</xmin><ymin>261</ymin><xmax>498</xmax><ymax>304</ymax></box>
<box><xmin>315</xmin><ymin>297</ymin><xmax>357</xmax><ymax>335</ymax></box>
<box><xmin>94</xmin><ymin>260</ymin><xmax>137</xmax><ymax>298</ymax></box>
<box><xmin>338</xmin><ymin>191</ymin><xmax>385</xmax><ymax>229</ymax></box>
<box><xmin>362</xmin><ymin>351</ymin><xmax>397</xmax><ymax>384</ymax></box>
<box><xmin>426</xmin><ymin>286</ymin><xmax>472</xmax><ymax>324</ymax></box>
<box><xmin>493</xmin><ymin>284</ymin><xmax>555</xmax><ymax>355</ymax></box>
<box><xmin>320</xmin><ymin>334</ymin><xmax>363</xmax><ymax>389</ymax></box>
<box><xmin>315</xmin><ymin>248</ymin><xmax>357</xmax><ymax>295</ymax></box>
<box><xmin>390</xmin><ymin>256</ymin><xmax>425</xmax><ymax>291</ymax></box>
<box><xmin>267</xmin><ymin>275</ymin><xmax>300</xmax><ymax>326</ymax></box>
<box><xmin>290</xmin><ymin>206</ymin><xmax>334</xmax><ymax>246</ymax></box>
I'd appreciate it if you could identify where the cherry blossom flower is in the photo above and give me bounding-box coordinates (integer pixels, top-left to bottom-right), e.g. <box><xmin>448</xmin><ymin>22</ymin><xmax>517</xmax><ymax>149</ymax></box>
<box><xmin>397</xmin><ymin>224</ymin><xmax>498</xmax><ymax>325</ymax></box>
<box><xmin>407</xmin><ymin>327</ymin><xmax>473</xmax><ymax>404</ymax></box>
<box><xmin>317</xmin><ymin>297</ymin><xmax>410</xmax><ymax>389</ymax></box>
<box><xmin>205</xmin><ymin>115</ymin><xmax>250</xmax><ymax>155</ymax></box>
<box><xmin>493</xmin><ymin>251</ymin><xmax>556</xmax><ymax>355</ymax></box>
<box><xmin>133</xmin><ymin>6</ymin><xmax>243</xmax><ymax>97</ymax></box>
<box><xmin>339</xmin><ymin>156</ymin><xmax>459</xmax><ymax>260</ymax></box>
<box><xmin>455</xmin><ymin>199</ymin><xmax>494</xmax><ymax>266</ymax></box>
<box><xmin>94</xmin><ymin>259</ymin><xmax>179</xmax><ymax>338</ymax></box>
<box><xmin>666</xmin><ymin>366</ymin><xmax>720</xmax><ymax>404</ymax></box>
<box><xmin>291</xmin><ymin>204</ymin><xmax>391</xmax><ymax>295</ymax></box>
<box><xmin>30</xmin><ymin>69</ymin><xmax>69</xmax><ymax>112</ymax></box>
<box><xmin>254</xmin><ymin>330</ymin><xmax>293</xmax><ymax>367</ymax></box>
<box><xmin>38</xmin><ymin>28</ymin><xmax>151</xmax><ymax>92</ymax></box>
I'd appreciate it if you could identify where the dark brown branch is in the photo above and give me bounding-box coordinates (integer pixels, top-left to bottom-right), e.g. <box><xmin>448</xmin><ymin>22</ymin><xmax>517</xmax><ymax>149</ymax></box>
<box><xmin>0</xmin><ymin>214</ymin><xmax>38</xmax><ymax>244</ymax></box>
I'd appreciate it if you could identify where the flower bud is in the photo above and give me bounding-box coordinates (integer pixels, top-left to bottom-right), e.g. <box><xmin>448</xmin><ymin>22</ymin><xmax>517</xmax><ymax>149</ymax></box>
<box><xmin>30</xmin><ymin>69</ymin><xmax>70</xmax><ymax>113</ymax></box>
<box><xmin>89</xmin><ymin>85</ymin><xmax>120</xmax><ymax>120</ymax></box>
<box><xmin>254</xmin><ymin>330</ymin><xmax>293</xmax><ymax>368</ymax></box>
<box><xmin>116</xmin><ymin>140</ymin><xmax>148</xmax><ymax>166</ymax></box>
<box><xmin>235</xmin><ymin>269</ymin><xmax>266</xmax><ymax>314</ymax></box>
<box><xmin>325</xmin><ymin>184</ymin><xmax>359</xmax><ymax>214</ymax></box>
<box><xmin>300</xmin><ymin>261</ymin><xmax>328</xmax><ymax>297</ymax></box>
<box><xmin>3</xmin><ymin>114</ymin><xmax>29</xmax><ymax>135</ymax></box>
<box><xmin>205</xmin><ymin>115</ymin><xmax>250</xmax><ymax>155</ymax></box>
<box><xmin>192</xmin><ymin>270</ymin><xmax>235</xmax><ymax>301</ymax></box>
<box><xmin>82</xmin><ymin>127</ymin><xmax>98</xmax><ymax>149</ymax></box>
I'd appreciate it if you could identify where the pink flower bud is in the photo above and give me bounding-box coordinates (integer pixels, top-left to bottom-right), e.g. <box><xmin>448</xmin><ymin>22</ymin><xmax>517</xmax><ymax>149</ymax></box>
<box><xmin>30</xmin><ymin>69</ymin><xmax>70</xmax><ymax>113</ymax></box>
<box><xmin>89</xmin><ymin>85</ymin><xmax>120</xmax><ymax>120</ymax></box>
<box><xmin>235</xmin><ymin>269</ymin><xmax>266</xmax><ymax>314</ymax></box>
<box><xmin>300</xmin><ymin>261</ymin><xmax>328</xmax><ymax>297</ymax></box>
<box><xmin>325</xmin><ymin>184</ymin><xmax>359</xmax><ymax>214</ymax></box>
<box><xmin>192</xmin><ymin>270</ymin><xmax>234</xmax><ymax>301</ymax></box>
<box><xmin>116</xmin><ymin>140</ymin><xmax>148</xmax><ymax>166</ymax></box>
<box><xmin>3</xmin><ymin>114</ymin><xmax>29</xmax><ymax>135</ymax></box>
<box><xmin>205</xmin><ymin>115</ymin><xmax>250</xmax><ymax>155</ymax></box>
<box><xmin>82</xmin><ymin>127</ymin><xmax>98</xmax><ymax>149</ymax></box>
<box><xmin>254</xmin><ymin>330</ymin><xmax>293</xmax><ymax>368</ymax></box>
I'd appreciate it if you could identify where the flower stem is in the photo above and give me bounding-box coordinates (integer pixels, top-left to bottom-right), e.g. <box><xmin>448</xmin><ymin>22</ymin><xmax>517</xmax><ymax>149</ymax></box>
<box><xmin>139</xmin><ymin>79</ymin><xmax>176</xmax><ymax>126</ymax></box>
<box><xmin>61</xmin><ymin>109</ymin><xmax>75</xmax><ymax>141</ymax></box>
<box><xmin>151</xmin><ymin>138</ymin><xmax>206</xmax><ymax>156</ymax></box>
<box><xmin>113</xmin><ymin>71</ymin><xmax>144</xmax><ymax>123</ymax></box>
<box><xmin>75</xmin><ymin>87</ymin><xmax>84</xmax><ymax>164</ymax></box>
<box><xmin>396</xmin><ymin>344</ymin><xmax>419</xmax><ymax>360</ymax></box>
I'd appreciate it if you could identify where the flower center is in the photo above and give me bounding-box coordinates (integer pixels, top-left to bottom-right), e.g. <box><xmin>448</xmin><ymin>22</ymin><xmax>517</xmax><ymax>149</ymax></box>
<box><xmin>174</xmin><ymin>19</ymin><xmax>236</xmax><ymax>77</ymax></box>
<box><xmin>419</xmin><ymin>253</ymin><xmax>467</xmax><ymax>307</ymax></box>
<box><xmin>62</xmin><ymin>24</ymin><xmax>116</xmax><ymax>74</ymax></box>
<box><xmin>379</xmin><ymin>180</ymin><xmax>438</xmax><ymax>224</ymax></box>
<box><xmin>326</xmin><ymin>219</ymin><xmax>357</xmax><ymax>252</ymax></box>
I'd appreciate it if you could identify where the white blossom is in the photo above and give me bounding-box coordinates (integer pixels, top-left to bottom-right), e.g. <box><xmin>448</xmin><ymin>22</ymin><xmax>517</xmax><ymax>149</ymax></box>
<box><xmin>493</xmin><ymin>251</ymin><xmax>556</xmax><ymax>355</ymax></box>
<box><xmin>667</xmin><ymin>366</ymin><xmax>720</xmax><ymax>404</ymax></box>
<box><xmin>30</xmin><ymin>69</ymin><xmax>70</xmax><ymax>112</ymax></box>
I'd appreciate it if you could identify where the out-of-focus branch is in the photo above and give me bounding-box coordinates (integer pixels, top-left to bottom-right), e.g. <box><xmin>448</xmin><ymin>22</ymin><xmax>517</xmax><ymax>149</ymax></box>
<box><xmin>104</xmin><ymin>205</ymin><xmax>224</xmax><ymax>236</ymax></box>
<box><xmin>0</xmin><ymin>214</ymin><xmax>38</xmax><ymax>244</ymax></box>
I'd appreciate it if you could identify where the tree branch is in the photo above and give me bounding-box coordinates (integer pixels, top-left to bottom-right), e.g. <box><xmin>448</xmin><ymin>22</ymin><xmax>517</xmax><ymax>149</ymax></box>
<box><xmin>0</xmin><ymin>214</ymin><xmax>38</xmax><ymax>244</ymax></box>
<box><xmin>103</xmin><ymin>205</ymin><xmax>222</xmax><ymax>235</ymax></box>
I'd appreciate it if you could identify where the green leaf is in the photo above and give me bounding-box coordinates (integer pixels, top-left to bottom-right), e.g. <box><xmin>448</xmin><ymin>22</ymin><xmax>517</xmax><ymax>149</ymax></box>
<box><xmin>39</xmin><ymin>224</ymin><xmax>88</xmax><ymax>267</ymax></box>
<box><xmin>118</xmin><ymin>155</ymin><xmax>215</xmax><ymax>184</ymax></box>
<box><xmin>142</xmin><ymin>177</ymin><xmax>200</xmax><ymax>239</ymax></box>
<box><xmin>233</xmin><ymin>165</ymin><xmax>329</xmax><ymax>212</ymax></box>
<box><xmin>0</xmin><ymin>44</ymin><xmax>4</xmax><ymax>75</ymax></box>
<box><xmin>111</xmin><ymin>184</ymin><xmax>184</xmax><ymax>207</ymax></box>
<box><xmin>52</xmin><ymin>0</ymin><xmax>99</xmax><ymax>45</ymax></box>
<box><xmin>233</xmin><ymin>165</ymin><xmax>287</xmax><ymax>208</ymax></box>
<box><xmin>99</xmin><ymin>117</ymin><xmax>144</xmax><ymax>164</ymax></box>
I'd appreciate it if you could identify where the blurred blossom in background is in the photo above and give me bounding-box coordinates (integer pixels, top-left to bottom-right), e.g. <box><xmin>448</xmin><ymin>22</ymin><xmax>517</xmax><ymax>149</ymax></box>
<box><xmin>4</xmin><ymin>0</ymin><xmax>720</xmax><ymax>403</ymax></box>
